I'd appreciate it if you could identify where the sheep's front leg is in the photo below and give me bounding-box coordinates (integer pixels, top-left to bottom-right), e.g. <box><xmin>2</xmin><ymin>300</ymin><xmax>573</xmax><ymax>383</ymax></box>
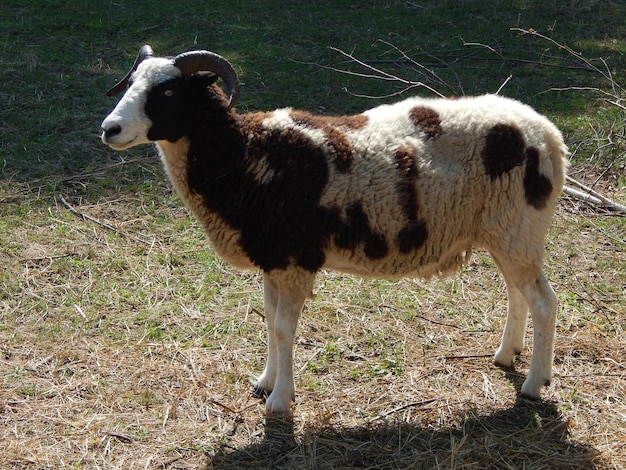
<box><xmin>254</xmin><ymin>273</ymin><xmax>279</xmax><ymax>397</ymax></box>
<box><xmin>255</xmin><ymin>271</ymin><xmax>310</xmax><ymax>415</ymax></box>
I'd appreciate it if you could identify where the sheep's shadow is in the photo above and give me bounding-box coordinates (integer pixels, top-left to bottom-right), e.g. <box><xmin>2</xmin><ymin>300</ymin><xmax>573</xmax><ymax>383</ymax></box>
<box><xmin>205</xmin><ymin>397</ymin><xmax>598</xmax><ymax>470</ymax></box>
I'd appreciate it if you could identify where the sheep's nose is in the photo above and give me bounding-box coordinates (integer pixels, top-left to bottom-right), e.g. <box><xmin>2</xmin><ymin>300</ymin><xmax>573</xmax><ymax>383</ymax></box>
<box><xmin>103</xmin><ymin>124</ymin><xmax>122</xmax><ymax>139</ymax></box>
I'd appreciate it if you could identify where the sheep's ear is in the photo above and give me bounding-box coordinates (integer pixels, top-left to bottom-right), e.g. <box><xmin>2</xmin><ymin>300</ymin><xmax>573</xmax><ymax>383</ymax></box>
<box><xmin>106</xmin><ymin>45</ymin><xmax>154</xmax><ymax>97</ymax></box>
<box><xmin>188</xmin><ymin>72</ymin><xmax>219</xmax><ymax>89</ymax></box>
<box><xmin>195</xmin><ymin>71</ymin><xmax>219</xmax><ymax>83</ymax></box>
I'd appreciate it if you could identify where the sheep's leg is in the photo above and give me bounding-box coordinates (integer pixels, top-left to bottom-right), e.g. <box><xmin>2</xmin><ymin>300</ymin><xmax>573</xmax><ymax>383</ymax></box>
<box><xmin>263</xmin><ymin>279</ymin><xmax>308</xmax><ymax>415</ymax></box>
<box><xmin>254</xmin><ymin>271</ymin><xmax>311</xmax><ymax>415</ymax></box>
<box><xmin>519</xmin><ymin>272</ymin><xmax>557</xmax><ymax>399</ymax></box>
<box><xmin>490</xmin><ymin>252</ymin><xmax>529</xmax><ymax>368</ymax></box>
<box><xmin>254</xmin><ymin>273</ymin><xmax>280</xmax><ymax>397</ymax></box>
<box><xmin>490</xmin><ymin>253</ymin><xmax>557</xmax><ymax>399</ymax></box>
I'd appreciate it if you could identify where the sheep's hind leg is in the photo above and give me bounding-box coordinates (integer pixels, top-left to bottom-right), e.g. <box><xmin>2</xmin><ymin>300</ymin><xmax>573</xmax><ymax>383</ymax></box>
<box><xmin>519</xmin><ymin>272</ymin><xmax>557</xmax><ymax>399</ymax></box>
<box><xmin>254</xmin><ymin>273</ymin><xmax>280</xmax><ymax>398</ymax></box>
<box><xmin>490</xmin><ymin>253</ymin><xmax>557</xmax><ymax>399</ymax></box>
<box><xmin>490</xmin><ymin>252</ymin><xmax>529</xmax><ymax>369</ymax></box>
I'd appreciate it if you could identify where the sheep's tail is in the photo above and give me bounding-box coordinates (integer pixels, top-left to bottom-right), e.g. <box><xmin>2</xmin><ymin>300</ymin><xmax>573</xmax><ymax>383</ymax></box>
<box><xmin>542</xmin><ymin>125</ymin><xmax>569</xmax><ymax>199</ymax></box>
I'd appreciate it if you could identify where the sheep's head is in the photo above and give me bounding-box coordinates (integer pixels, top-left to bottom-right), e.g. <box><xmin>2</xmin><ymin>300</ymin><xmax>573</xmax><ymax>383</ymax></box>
<box><xmin>101</xmin><ymin>45</ymin><xmax>239</xmax><ymax>150</ymax></box>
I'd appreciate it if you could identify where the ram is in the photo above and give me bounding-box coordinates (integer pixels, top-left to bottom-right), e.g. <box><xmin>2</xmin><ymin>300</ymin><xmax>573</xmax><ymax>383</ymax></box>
<box><xmin>101</xmin><ymin>45</ymin><xmax>567</xmax><ymax>415</ymax></box>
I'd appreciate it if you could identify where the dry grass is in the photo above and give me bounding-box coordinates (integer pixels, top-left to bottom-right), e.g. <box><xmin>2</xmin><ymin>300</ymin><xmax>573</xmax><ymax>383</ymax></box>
<box><xmin>1</xmin><ymin>165</ymin><xmax>624</xmax><ymax>469</ymax></box>
<box><xmin>2</xmin><ymin>0</ymin><xmax>625</xmax><ymax>467</ymax></box>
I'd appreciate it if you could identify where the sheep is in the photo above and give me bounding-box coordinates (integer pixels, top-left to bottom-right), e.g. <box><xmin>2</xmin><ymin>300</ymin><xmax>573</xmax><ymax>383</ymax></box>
<box><xmin>101</xmin><ymin>45</ymin><xmax>568</xmax><ymax>415</ymax></box>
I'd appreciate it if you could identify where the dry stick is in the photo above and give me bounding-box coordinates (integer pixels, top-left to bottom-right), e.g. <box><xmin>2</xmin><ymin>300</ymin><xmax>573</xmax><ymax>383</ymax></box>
<box><xmin>251</xmin><ymin>307</ymin><xmax>266</xmax><ymax>321</ymax></box>
<box><xmin>566</xmin><ymin>175</ymin><xmax>625</xmax><ymax>208</ymax></box>
<box><xmin>210</xmin><ymin>399</ymin><xmax>257</xmax><ymax>415</ymax></box>
<box><xmin>103</xmin><ymin>431</ymin><xmax>134</xmax><ymax>443</ymax></box>
<box><xmin>414</xmin><ymin>313</ymin><xmax>461</xmax><ymax>330</ymax></box>
<box><xmin>563</xmin><ymin>187</ymin><xmax>605</xmax><ymax>208</ymax></box>
<box><xmin>328</xmin><ymin>46</ymin><xmax>447</xmax><ymax>98</ymax></box>
<box><xmin>563</xmin><ymin>176</ymin><xmax>626</xmax><ymax>213</ymax></box>
<box><xmin>444</xmin><ymin>353</ymin><xmax>493</xmax><ymax>360</ymax></box>
<box><xmin>0</xmin><ymin>358</ymin><xmax>14</xmax><ymax>368</ymax></box>
<box><xmin>57</xmin><ymin>194</ymin><xmax>118</xmax><ymax>232</ymax></box>
<box><xmin>607</xmin><ymin>100</ymin><xmax>626</xmax><ymax>112</ymax></box>
<box><xmin>495</xmin><ymin>75</ymin><xmax>513</xmax><ymax>95</ymax></box>
<box><xmin>378</xmin><ymin>39</ymin><xmax>461</xmax><ymax>95</ymax></box>
<box><xmin>370</xmin><ymin>398</ymin><xmax>439</xmax><ymax>422</ymax></box>
<box><xmin>511</xmin><ymin>28</ymin><xmax>626</xmax><ymax>93</ymax></box>
<box><xmin>155</xmin><ymin>456</ymin><xmax>183</xmax><ymax>469</ymax></box>
<box><xmin>57</xmin><ymin>194</ymin><xmax>154</xmax><ymax>245</ymax></box>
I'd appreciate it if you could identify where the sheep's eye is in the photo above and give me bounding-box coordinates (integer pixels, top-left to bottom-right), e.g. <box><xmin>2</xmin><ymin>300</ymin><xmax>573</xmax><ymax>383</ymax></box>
<box><xmin>164</xmin><ymin>89</ymin><xmax>175</xmax><ymax>97</ymax></box>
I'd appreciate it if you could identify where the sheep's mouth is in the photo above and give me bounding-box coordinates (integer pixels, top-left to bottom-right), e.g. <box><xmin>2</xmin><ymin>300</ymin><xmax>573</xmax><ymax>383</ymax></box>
<box><xmin>102</xmin><ymin>133</ymin><xmax>138</xmax><ymax>150</ymax></box>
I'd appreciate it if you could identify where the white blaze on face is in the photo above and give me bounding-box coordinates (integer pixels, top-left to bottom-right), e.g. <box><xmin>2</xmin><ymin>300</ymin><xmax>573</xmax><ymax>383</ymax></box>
<box><xmin>101</xmin><ymin>58</ymin><xmax>182</xmax><ymax>150</ymax></box>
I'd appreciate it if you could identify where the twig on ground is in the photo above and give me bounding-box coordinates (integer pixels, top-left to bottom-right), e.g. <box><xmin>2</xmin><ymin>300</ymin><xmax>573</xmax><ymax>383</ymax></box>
<box><xmin>563</xmin><ymin>176</ymin><xmax>626</xmax><ymax>213</ymax></box>
<box><xmin>414</xmin><ymin>314</ymin><xmax>462</xmax><ymax>330</ymax></box>
<box><xmin>58</xmin><ymin>194</ymin><xmax>117</xmax><ymax>231</ymax></box>
<box><xmin>370</xmin><ymin>398</ymin><xmax>439</xmax><ymax>422</ymax></box>
<box><xmin>251</xmin><ymin>307</ymin><xmax>266</xmax><ymax>321</ymax></box>
<box><xmin>155</xmin><ymin>455</ymin><xmax>183</xmax><ymax>469</ymax></box>
<box><xmin>210</xmin><ymin>399</ymin><xmax>257</xmax><ymax>415</ymax></box>
<box><xmin>57</xmin><ymin>194</ymin><xmax>154</xmax><ymax>244</ymax></box>
<box><xmin>444</xmin><ymin>354</ymin><xmax>493</xmax><ymax>360</ymax></box>
<box><xmin>103</xmin><ymin>431</ymin><xmax>135</xmax><ymax>443</ymax></box>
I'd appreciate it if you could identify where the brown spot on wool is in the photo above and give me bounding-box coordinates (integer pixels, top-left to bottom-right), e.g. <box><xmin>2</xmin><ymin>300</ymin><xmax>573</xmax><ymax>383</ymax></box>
<box><xmin>323</xmin><ymin>113</ymin><xmax>369</xmax><ymax>130</ymax></box>
<box><xmin>189</xmin><ymin>108</ymin><xmax>333</xmax><ymax>273</ymax></box>
<box><xmin>409</xmin><ymin>106</ymin><xmax>443</xmax><ymax>139</ymax></box>
<box><xmin>394</xmin><ymin>146</ymin><xmax>428</xmax><ymax>253</ymax></box>
<box><xmin>290</xmin><ymin>111</ymin><xmax>368</xmax><ymax>173</ymax></box>
<box><xmin>523</xmin><ymin>146</ymin><xmax>553</xmax><ymax>209</ymax></box>
<box><xmin>394</xmin><ymin>146</ymin><xmax>419</xmax><ymax>219</ymax></box>
<box><xmin>481</xmin><ymin>124</ymin><xmax>526</xmax><ymax>179</ymax></box>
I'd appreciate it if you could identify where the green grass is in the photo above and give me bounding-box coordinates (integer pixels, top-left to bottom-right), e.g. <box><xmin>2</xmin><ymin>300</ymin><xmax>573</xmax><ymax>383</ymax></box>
<box><xmin>1</xmin><ymin>0</ymin><xmax>625</xmax><ymax>469</ymax></box>
<box><xmin>2</xmin><ymin>0</ymin><xmax>625</xmax><ymax>183</ymax></box>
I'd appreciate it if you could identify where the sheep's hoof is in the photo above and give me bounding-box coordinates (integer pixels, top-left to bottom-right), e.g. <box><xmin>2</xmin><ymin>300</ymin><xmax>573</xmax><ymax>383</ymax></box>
<box><xmin>494</xmin><ymin>359</ymin><xmax>516</xmax><ymax>371</ymax></box>
<box><xmin>520</xmin><ymin>377</ymin><xmax>550</xmax><ymax>400</ymax></box>
<box><xmin>252</xmin><ymin>384</ymin><xmax>271</xmax><ymax>400</ymax></box>
<box><xmin>519</xmin><ymin>392</ymin><xmax>541</xmax><ymax>401</ymax></box>
<box><xmin>493</xmin><ymin>348</ymin><xmax>522</xmax><ymax>370</ymax></box>
<box><xmin>265</xmin><ymin>393</ymin><xmax>294</xmax><ymax>416</ymax></box>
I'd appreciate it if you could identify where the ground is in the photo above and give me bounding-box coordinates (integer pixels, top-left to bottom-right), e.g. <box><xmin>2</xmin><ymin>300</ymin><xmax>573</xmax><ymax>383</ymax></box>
<box><xmin>1</xmin><ymin>0</ymin><xmax>625</xmax><ymax>468</ymax></box>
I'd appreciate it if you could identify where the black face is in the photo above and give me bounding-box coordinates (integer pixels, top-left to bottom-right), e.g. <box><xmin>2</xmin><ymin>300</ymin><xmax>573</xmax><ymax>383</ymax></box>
<box><xmin>145</xmin><ymin>74</ymin><xmax>219</xmax><ymax>142</ymax></box>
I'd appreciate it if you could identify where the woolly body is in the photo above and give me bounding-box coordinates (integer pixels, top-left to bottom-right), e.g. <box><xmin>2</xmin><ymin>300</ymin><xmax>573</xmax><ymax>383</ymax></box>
<box><xmin>102</xmin><ymin>52</ymin><xmax>567</xmax><ymax>415</ymax></box>
<box><xmin>165</xmin><ymin>95</ymin><xmax>563</xmax><ymax>282</ymax></box>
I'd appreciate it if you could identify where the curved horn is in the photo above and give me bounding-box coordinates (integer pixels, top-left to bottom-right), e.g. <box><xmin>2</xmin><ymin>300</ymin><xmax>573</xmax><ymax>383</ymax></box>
<box><xmin>173</xmin><ymin>50</ymin><xmax>240</xmax><ymax>108</ymax></box>
<box><xmin>106</xmin><ymin>44</ymin><xmax>154</xmax><ymax>97</ymax></box>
